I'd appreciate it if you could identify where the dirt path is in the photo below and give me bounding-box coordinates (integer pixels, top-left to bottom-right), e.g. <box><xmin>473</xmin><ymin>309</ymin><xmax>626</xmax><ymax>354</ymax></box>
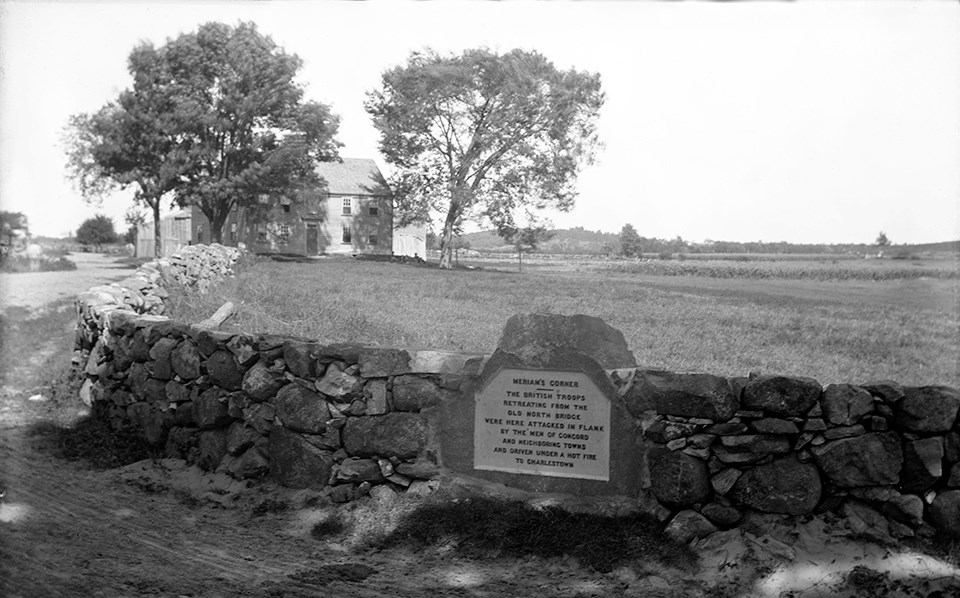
<box><xmin>0</xmin><ymin>252</ymin><xmax>134</xmax><ymax>314</ymax></box>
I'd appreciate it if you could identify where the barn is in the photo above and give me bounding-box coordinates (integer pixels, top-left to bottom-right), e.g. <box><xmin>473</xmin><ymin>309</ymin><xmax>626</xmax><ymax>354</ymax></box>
<box><xmin>134</xmin><ymin>209</ymin><xmax>192</xmax><ymax>257</ymax></box>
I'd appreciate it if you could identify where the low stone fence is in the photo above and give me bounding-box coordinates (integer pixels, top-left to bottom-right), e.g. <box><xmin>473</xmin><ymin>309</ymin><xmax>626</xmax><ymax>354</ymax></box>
<box><xmin>631</xmin><ymin>371</ymin><xmax>960</xmax><ymax>541</ymax></box>
<box><xmin>73</xmin><ymin>244</ymin><xmax>960</xmax><ymax>542</ymax></box>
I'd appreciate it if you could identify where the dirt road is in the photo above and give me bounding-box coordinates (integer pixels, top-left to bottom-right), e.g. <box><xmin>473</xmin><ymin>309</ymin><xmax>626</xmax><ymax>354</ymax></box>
<box><xmin>0</xmin><ymin>252</ymin><xmax>133</xmax><ymax>314</ymax></box>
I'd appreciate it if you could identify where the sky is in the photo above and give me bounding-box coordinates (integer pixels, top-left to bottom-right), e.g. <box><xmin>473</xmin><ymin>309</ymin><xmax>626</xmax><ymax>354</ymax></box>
<box><xmin>1</xmin><ymin>0</ymin><xmax>958</xmax><ymax>245</ymax></box>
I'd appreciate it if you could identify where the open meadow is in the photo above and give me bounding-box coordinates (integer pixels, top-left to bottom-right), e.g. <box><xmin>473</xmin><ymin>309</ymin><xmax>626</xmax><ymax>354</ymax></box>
<box><xmin>165</xmin><ymin>254</ymin><xmax>959</xmax><ymax>388</ymax></box>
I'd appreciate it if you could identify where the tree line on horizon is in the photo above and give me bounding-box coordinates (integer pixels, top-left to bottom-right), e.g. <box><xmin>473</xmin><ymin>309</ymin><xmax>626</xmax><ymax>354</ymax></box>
<box><xmin>447</xmin><ymin>225</ymin><xmax>953</xmax><ymax>257</ymax></box>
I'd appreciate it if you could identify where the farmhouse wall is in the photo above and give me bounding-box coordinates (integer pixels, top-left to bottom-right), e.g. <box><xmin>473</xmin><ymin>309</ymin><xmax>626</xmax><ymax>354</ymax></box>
<box><xmin>74</xmin><ymin>244</ymin><xmax>960</xmax><ymax>542</ymax></box>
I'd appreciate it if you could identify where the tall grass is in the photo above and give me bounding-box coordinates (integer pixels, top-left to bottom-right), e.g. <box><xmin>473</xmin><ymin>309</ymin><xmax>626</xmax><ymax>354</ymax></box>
<box><xmin>165</xmin><ymin>257</ymin><xmax>959</xmax><ymax>387</ymax></box>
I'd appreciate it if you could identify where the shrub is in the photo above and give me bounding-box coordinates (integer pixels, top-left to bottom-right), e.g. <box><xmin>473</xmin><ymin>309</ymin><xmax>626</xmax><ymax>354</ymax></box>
<box><xmin>0</xmin><ymin>254</ymin><xmax>77</xmax><ymax>273</ymax></box>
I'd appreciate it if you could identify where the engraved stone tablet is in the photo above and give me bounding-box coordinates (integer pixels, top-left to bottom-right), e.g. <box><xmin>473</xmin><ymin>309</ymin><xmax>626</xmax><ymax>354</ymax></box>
<box><xmin>474</xmin><ymin>368</ymin><xmax>610</xmax><ymax>481</ymax></box>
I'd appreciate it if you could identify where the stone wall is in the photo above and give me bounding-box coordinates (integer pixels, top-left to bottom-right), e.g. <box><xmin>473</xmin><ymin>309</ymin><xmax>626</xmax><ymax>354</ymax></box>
<box><xmin>73</xmin><ymin>245</ymin><xmax>960</xmax><ymax>538</ymax></box>
<box><xmin>627</xmin><ymin>370</ymin><xmax>960</xmax><ymax>541</ymax></box>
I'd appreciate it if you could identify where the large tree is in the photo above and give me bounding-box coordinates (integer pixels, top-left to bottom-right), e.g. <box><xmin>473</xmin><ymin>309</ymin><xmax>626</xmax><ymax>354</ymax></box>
<box><xmin>163</xmin><ymin>22</ymin><xmax>341</xmax><ymax>242</ymax></box>
<box><xmin>366</xmin><ymin>48</ymin><xmax>604</xmax><ymax>268</ymax></box>
<box><xmin>76</xmin><ymin>214</ymin><xmax>118</xmax><ymax>251</ymax></box>
<box><xmin>65</xmin><ymin>22</ymin><xmax>341</xmax><ymax>254</ymax></box>
<box><xmin>500</xmin><ymin>221</ymin><xmax>556</xmax><ymax>273</ymax></box>
<box><xmin>619</xmin><ymin>223</ymin><xmax>642</xmax><ymax>258</ymax></box>
<box><xmin>63</xmin><ymin>48</ymin><xmax>184</xmax><ymax>258</ymax></box>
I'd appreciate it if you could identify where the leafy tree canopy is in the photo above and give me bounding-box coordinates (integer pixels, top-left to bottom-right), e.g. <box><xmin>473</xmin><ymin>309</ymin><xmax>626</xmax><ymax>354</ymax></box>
<box><xmin>499</xmin><ymin>221</ymin><xmax>556</xmax><ymax>272</ymax></box>
<box><xmin>366</xmin><ymin>47</ymin><xmax>604</xmax><ymax>268</ymax></box>
<box><xmin>1</xmin><ymin>211</ymin><xmax>29</xmax><ymax>245</ymax></box>
<box><xmin>876</xmin><ymin>231</ymin><xmax>891</xmax><ymax>247</ymax></box>
<box><xmin>619</xmin><ymin>223</ymin><xmax>642</xmax><ymax>257</ymax></box>
<box><xmin>64</xmin><ymin>21</ymin><xmax>342</xmax><ymax>255</ymax></box>
<box><xmin>76</xmin><ymin>214</ymin><xmax>117</xmax><ymax>250</ymax></box>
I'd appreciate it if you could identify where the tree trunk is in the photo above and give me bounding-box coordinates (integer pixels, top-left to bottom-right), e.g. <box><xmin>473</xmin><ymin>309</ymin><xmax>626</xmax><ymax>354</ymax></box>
<box><xmin>152</xmin><ymin>204</ymin><xmax>162</xmax><ymax>259</ymax></box>
<box><xmin>438</xmin><ymin>216</ymin><xmax>456</xmax><ymax>269</ymax></box>
<box><xmin>210</xmin><ymin>211</ymin><xmax>226</xmax><ymax>244</ymax></box>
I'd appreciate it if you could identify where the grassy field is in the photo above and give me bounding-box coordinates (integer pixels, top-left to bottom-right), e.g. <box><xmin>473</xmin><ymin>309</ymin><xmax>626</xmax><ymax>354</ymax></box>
<box><xmin>166</xmin><ymin>256</ymin><xmax>960</xmax><ymax>387</ymax></box>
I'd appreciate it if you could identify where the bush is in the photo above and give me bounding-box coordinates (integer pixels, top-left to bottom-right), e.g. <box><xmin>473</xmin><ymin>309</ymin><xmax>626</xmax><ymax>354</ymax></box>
<box><xmin>0</xmin><ymin>253</ymin><xmax>77</xmax><ymax>273</ymax></box>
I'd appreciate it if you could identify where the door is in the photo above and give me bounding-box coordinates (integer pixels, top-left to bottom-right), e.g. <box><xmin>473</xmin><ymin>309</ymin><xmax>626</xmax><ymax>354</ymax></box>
<box><xmin>306</xmin><ymin>223</ymin><xmax>318</xmax><ymax>255</ymax></box>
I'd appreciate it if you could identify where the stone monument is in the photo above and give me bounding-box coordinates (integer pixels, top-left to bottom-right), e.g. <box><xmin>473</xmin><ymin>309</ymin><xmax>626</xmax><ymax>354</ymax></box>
<box><xmin>439</xmin><ymin>313</ymin><xmax>645</xmax><ymax>497</ymax></box>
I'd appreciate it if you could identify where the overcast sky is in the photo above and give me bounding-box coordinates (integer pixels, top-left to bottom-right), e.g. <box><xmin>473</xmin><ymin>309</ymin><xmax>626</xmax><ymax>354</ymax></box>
<box><xmin>1</xmin><ymin>0</ymin><xmax>958</xmax><ymax>244</ymax></box>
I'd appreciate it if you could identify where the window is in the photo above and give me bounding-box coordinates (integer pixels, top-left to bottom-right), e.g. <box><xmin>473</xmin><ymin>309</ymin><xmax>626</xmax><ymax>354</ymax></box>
<box><xmin>256</xmin><ymin>224</ymin><xmax>267</xmax><ymax>243</ymax></box>
<box><xmin>368</xmin><ymin>234</ymin><xmax>378</xmax><ymax>246</ymax></box>
<box><xmin>342</xmin><ymin>225</ymin><xmax>352</xmax><ymax>244</ymax></box>
<box><xmin>368</xmin><ymin>204</ymin><xmax>379</xmax><ymax>216</ymax></box>
<box><xmin>342</xmin><ymin>197</ymin><xmax>352</xmax><ymax>215</ymax></box>
<box><xmin>278</xmin><ymin>224</ymin><xmax>291</xmax><ymax>244</ymax></box>
<box><xmin>257</xmin><ymin>194</ymin><xmax>270</xmax><ymax>205</ymax></box>
<box><xmin>282</xmin><ymin>204</ymin><xmax>291</xmax><ymax>213</ymax></box>
<box><xmin>196</xmin><ymin>224</ymin><xmax>204</xmax><ymax>243</ymax></box>
<box><xmin>230</xmin><ymin>223</ymin><xmax>237</xmax><ymax>242</ymax></box>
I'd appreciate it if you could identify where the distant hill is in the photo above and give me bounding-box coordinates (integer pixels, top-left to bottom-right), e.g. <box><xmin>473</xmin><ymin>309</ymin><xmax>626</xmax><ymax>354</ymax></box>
<box><xmin>454</xmin><ymin>228</ymin><xmax>959</xmax><ymax>257</ymax></box>
<box><xmin>459</xmin><ymin>227</ymin><xmax>619</xmax><ymax>254</ymax></box>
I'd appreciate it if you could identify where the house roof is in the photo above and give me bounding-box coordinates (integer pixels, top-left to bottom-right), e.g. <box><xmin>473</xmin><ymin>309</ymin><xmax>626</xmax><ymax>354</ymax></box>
<box><xmin>315</xmin><ymin>158</ymin><xmax>391</xmax><ymax>196</ymax></box>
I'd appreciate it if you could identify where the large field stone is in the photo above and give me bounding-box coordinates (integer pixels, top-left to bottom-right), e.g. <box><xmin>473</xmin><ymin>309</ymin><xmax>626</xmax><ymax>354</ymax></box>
<box><xmin>171</xmin><ymin>340</ymin><xmax>201</xmax><ymax>380</ymax></box>
<box><xmin>895</xmin><ymin>386</ymin><xmax>960</xmax><ymax>433</ymax></box>
<box><xmin>862</xmin><ymin>380</ymin><xmax>905</xmax><ymax>404</ymax></box>
<box><xmin>269</xmin><ymin>426</ymin><xmax>335</xmax><ymax>490</ymax></box>
<box><xmin>634</xmin><ymin>371</ymin><xmax>738</xmax><ymax>420</ymax></box>
<box><xmin>147</xmin><ymin>337</ymin><xmax>179</xmax><ymax>380</ymax></box>
<box><xmin>929</xmin><ymin>490</ymin><xmax>960</xmax><ymax>538</ymax></box>
<box><xmin>206</xmin><ymin>350</ymin><xmax>245</xmax><ymax>391</ymax></box>
<box><xmin>226</xmin><ymin>422</ymin><xmax>262</xmax><ymax>456</ymax></box>
<box><xmin>813</xmin><ymin>432</ymin><xmax>902</xmax><ymax>487</ymax></box>
<box><xmin>742</xmin><ymin>375</ymin><xmax>822</xmax><ymax>416</ymax></box>
<box><xmin>730</xmin><ymin>457</ymin><xmax>821</xmax><ymax>515</ymax></box>
<box><xmin>392</xmin><ymin>376</ymin><xmax>450</xmax><ymax>412</ymax></box>
<box><xmin>274</xmin><ymin>384</ymin><xmax>330</xmax><ymax>434</ymax></box>
<box><xmin>315</xmin><ymin>363</ymin><xmax>362</xmax><ymax>399</ymax></box>
<box><xmin>901</xmin><ymin>437</ymin><xmax>944</xmax><ymax>493</ymax></box>
<box><xmin>359</xmin><ymin>348</ymin><xmax>411</xmax><ymax>377</ymax></box>
<box><xmin>665</xmin><ymin>510</ymin><xmax>718</xmax><ymax>543</ymax></box>
<box><xmin>342</xmin><ymin>413</ymin><xmax>427</xmax><ymax>459</ymax></box>
<box><xmin>496</xmin><ymin>313</ymin><xmax>637</xmax><ymax>369</ymax></box>
<box><xmin>193</xmin><ymin>387</ymin><xmax>232</xmax><ymax>429</ymax></box>
<box><xmin>821</xmin><ymin>384</ymin><xmax>874</xmax><ymax>426</ymax></box>
<box><xmin>283</xmin><ymin>340</ymin><xmax>318</xmax><ymax>379</ymax></box>
<box><xmin>164</xmin><ymin>380</ymin><xmax>190</xmax><ymax>404</ymax></box>
<box><xmin>648</xmin><ymin>446</ymin><xmax>711</xmax><ymax>508</ymax></box>
<box><xmin>198</xmin><ymin>429</ymin><xmax>228</xmax><ymax>470</ymax></box>
<box><xmin>226</xmin><ymin>335</ymin><xmax>259</xmax><ymax>367</ymax></box>
<box><xmin>242</xmin><ymin>361</ymin><xmax>286</xmax><ymax>402</ymax></box>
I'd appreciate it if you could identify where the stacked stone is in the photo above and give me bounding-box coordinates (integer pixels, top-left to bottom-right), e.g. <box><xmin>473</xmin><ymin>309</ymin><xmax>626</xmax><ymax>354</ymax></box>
<box><xmin>635</xmin><ymin>370</ymin><xmax>960</xmax><ymax>540</ymax></box>
<box><xmin>75</xmin><ymin>244</ymin><xmax>242</xmax><ymax>382</ymax></box>
<box><xmin>85</xmin><ymin>310</ymin><xmax>481</xmax><ymax>503</ymax></box>
<box><xmin>161</xmin><ymin>244</ymin><xmax>243</xmax><ymax>292</ymax></box>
